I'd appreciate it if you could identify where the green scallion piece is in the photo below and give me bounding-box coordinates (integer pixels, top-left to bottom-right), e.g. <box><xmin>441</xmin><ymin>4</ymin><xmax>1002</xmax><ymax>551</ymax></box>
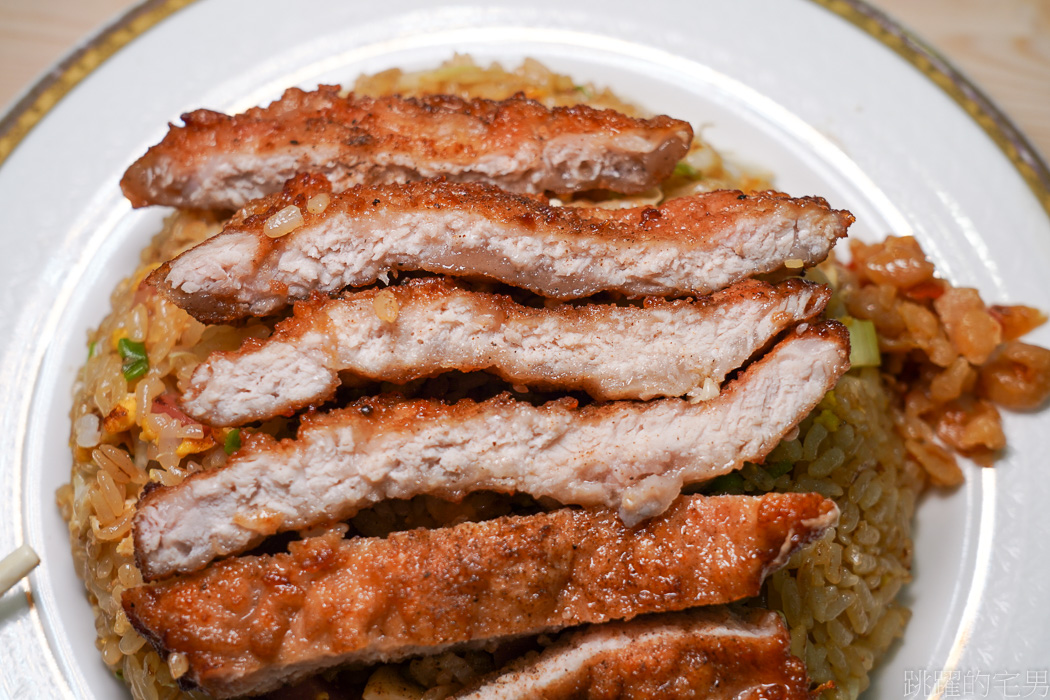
<box><xmin>117</xmin><ymin>337</ymin><xmax>147</xmax><ymax>362</ymax></box>
<box><xmin>704</xmin><ymin>471</ymin><xmax>746</xmax><ymax>494</ymax></box>
<box><xmin>673</xmin><ymin>161</ymin><xmax>700</xmax><ymax>179</ymax></box>
<box><xmin>87</xmin><ymin>341</ymin><xmax>97</xmax><ymax>360</ymax></box>
<box><xmin>117</xmin><ymin>338</ymin><xmax>149</xmax><ymax>381</ymax></box>
<box><xmin>123</xmin><ymin>360</ymin><xmax>149</xmax><ymax>381</ymax></box>
<box><xmin>572</xmin><ymin>84</ymin><xmax>594</xmax><ymax>99</ymax></box>
<box><xmin>224</xmin><ymin>429</ymin><xmax>241</xmax><ymax>455</ymax></box>
<box><xmin>765</xmin><ymin>461</ymin><xmax>793</xmax><ymax>479</ymax></box>
<box><xmin>842</xmin><ymin>316</ymin><xmax>881</xmax><ymax>368</ymax></box>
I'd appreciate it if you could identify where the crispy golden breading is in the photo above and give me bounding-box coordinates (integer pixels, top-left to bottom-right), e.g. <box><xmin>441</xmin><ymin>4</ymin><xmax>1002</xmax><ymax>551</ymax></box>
<box><xmin>179</xmin><ymin>276</ymin><xmax>831</xmax><ymax>425</ymax></box>
<box><xmin>133</xmin><ymin>322</ymin><xmax>849</xmax><ymax>580</ymax></box>
<box><xmin>147</xmin><ymin>174</ymin><xmax>852</xmax><ymax>323</ymax></box>
<box><xmin>124</xmin><ymin>493</ymin><xmax>838</xmax><ymax>698</ymax></box>
<box><xmin>120</xmin><ymin>88</ymin><xmax>693</xmax><ymax>209</ymax></box>
<box><xmin>452</xmin><ymin>608</ymin><xmax>811</xmax><ymax>700</ymax></box>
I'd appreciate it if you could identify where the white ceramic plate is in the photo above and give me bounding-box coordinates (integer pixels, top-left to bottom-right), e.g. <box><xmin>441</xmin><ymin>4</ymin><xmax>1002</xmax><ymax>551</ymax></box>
<box><xmin>2</xmin><ymin>0</ymin><xmax>1049</xmax><ymax>697</ymax></box>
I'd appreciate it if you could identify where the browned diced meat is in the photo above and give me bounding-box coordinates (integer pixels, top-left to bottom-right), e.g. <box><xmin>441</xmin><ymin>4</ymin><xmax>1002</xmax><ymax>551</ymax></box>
<box><xmin>119</xmin><ymin>88</ymin><xmax>693</xmax><ymax>210</ymax></box>
<box><xmin>180</xmin><ymin>276</ymin><xmax>831</xmax><ymax>426</ymax></box>
<box><xmin>452</xmin><ymin>608</ymin><xmax>810</xmax><ymax>700</ymax></box>
<box><xmin>123</xmin><ymin>492</ymin><xmax>838</xmax><ymax>698</ymax></box>
<box><xmin>133</xmin><ymin>321</ymin><xmax>849</xmax><ymax>580</ymax></box>
<box><xmin>147</xmin><ymin>175</ymin><xmax>852</xmax><ymax>323</ymax></box>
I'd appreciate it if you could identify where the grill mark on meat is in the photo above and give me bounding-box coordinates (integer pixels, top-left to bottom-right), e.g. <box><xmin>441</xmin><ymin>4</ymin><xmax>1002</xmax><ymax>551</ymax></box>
<box><xmin>452</xmin><ymin>608</ymin><xmax>811</xmax><ymax>700</ymax></box>
<box><xmin>134</xmin><ymin>321</ymin><xmax>849</xmax><ymax>580</ymax></box>
<box><xmin>119</xmin><ymin>88</ymin><xmax>694</xmax><ymax>210</ymax></box>
<box><xmin>122</xmin><ymin>493</ymin><xmax>838</xmax><ymax>698</ymax></box>
<box><xmin>147</xmin><ymin>175</ymin><xmax>853</xmax><ymax>323</ymax></box>
<box><xmin>180</xmin><ymin>276</ymin><xmax>831</xmax><ymax>426</ymax></box>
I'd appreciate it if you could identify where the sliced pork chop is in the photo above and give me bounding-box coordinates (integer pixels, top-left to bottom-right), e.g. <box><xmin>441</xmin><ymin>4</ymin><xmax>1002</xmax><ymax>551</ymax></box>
<box><xmin>123</xmin><ymin>492</ymin><xmax>838</xmax><ymax>698</ymax></box>
<box><xmin>180</xmin><ymin>276</ymin><xmax>831</xmax><ymax>426</ymax></box>
<box><xmin>146</xmin><ymin>175</ymin><xmax>853</xmax><ymax>323</ymax></box>
<box><xmin>453</xmin><ymin>608</ymin><xmax>810</xmax><ymax>700</ymax></box>
<box><xmin>134</xmin><ymin>321</ymin><xmax>849</xmax><ymax>580</ymax></box>
<box><xmin>120</xmin><ymin>88</ymin><xmax>693</xmax><ymax>210</ymax></box>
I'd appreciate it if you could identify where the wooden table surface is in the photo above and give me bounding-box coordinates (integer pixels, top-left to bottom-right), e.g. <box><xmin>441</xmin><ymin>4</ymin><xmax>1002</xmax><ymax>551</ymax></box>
<box><xmin>1</xmin><ymin>0</ymin><xmax>1048</xmax><ymax>162</ymax></box>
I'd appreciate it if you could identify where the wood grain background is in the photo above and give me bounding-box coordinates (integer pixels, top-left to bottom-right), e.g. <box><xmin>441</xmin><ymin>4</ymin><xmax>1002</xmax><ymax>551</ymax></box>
<box><xmin>1</xmin><ymin>0</ymin><xmax>1048</xmax><ymax>161</ymax></box>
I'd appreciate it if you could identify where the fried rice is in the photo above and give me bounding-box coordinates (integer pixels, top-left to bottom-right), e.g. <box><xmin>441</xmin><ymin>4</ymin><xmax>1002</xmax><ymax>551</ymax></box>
<box><xmin>59</xmin><ymin>56</ymin><xmax>1049</xmax><ymax>700</ymax></box>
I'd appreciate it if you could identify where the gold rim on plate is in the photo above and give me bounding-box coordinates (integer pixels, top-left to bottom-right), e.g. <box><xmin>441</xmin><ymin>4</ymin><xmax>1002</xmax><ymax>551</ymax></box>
<box><xmin>0</xmin><ymin>0</ymin><xmax>192</xmax><ymax>166</ymax></box>
<box><xmin>2</xmin><ymin>0</ymin><xmax>1048</xmax><ymax>219</ymax></box>
<box><xmin>0</xmin><ymin>2</ymin><xmax>1041</xmax><ymax>696</ymax></box>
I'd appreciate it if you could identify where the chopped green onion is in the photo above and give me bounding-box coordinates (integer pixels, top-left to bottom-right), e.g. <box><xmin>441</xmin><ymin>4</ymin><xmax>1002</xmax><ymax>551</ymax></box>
<box><xmin>572</xmin><ymin>84</ymin><xmax>594</xmax><ymax>99</ymax></box>
<box><xmin>117</xmin><ymin>338</ymin><xmax>147</xmax><ymax>362</ymax></box>
<box><xmin>115</xmin><ymin>670</ymin><xmax>124</xmax><ymax>681</ymax></box>
<box><xmin>224</xmin><ymin>429</ymin><xmax>242</xmax><ymax>455</ymax></box>
<box><xmin>765</xmin><ymin>461</ymin><xmax>793</xmax><ymax>479</ymax></box>
<box><xmin>117</xmin><ymin>338</ymin><xmax>149</xmax><ymax>381</ymax></box>
<box><xmin>704</xmin><ymin>471</ymin><xmax>746</xmax><ymax>494</ymax></box>
<box><xmin>123</xmin><ymin>360</ymin><xmax>148</xmax><ymax>381</ymax></box>
<box><xmin>87</xmin><ymin>341</ymin><xmax>97</xmax><ymax>360</ymax></box>
<box><xmin>673</xmin><ymin>161</ymin><xmax>701</xmax><ymax>179</ymax></box>
<box><xmin>841</xmin><ymin>316</ymin><xmax>881</xmax><ymax>368</ymax></box>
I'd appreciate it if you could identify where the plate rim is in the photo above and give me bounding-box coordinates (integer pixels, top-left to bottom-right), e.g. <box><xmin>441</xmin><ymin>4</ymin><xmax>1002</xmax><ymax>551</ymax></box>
<box><xmin>0</xmin><ymin>1</ymin><xmax>1046</xmax><ymax>698</ymax></box>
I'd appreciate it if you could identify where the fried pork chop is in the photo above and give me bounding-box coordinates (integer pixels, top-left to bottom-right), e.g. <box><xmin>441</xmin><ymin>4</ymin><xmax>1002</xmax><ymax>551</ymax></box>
<box><xmin>119</xmin><ymin>88</ymin><xmax>693</xmax><ymax>210</ymax></box>
<box><xmin>180</xmin><ymin>276</ymin><xmax>831</xmax><ymax>426</ymax></box>
<box><xmin>123</xmin><ymin>493</ymin><xmax>838</xmax><ymax>698</ymax></box>
<box><xmin>147</xmin><ymin>175</ymin><xmax>852</xmax><ymax>323</ymax></box>
<box><xmin>134</xmin><ymin>321</ymin><xmax>849</xmax><ymax>580</ymax></box>
<box><xmin>452</xmin><ymin>608</ymin><xmax>810</xmax><ymax>700</ymax></box>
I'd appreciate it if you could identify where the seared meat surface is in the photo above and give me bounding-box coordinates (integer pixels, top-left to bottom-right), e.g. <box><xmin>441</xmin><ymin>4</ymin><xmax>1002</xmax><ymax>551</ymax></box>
<box><xmin>134</xmin><ymin>321</ymin><xmax>849</xmax><ymax>580</ymax></box>
<box><xmin>120</xmin><ymin>88</ymin><xmax>693</xmax><ymax>210</ymax></box>
<box><xmin>453</xmin><ymin>608</ymin><xmax>811</xmax><ymax>700</ymax></box>
<box><xmin>123</xmin><ymin>493</ymin><xmax>838</xmax><ymax>698</ymax></box>
<box><xmin>180</xmin><ymin>276</ymin><xmax>831</xmax><ymax>426</ymax></box>
<box><xmin>147</xmin><ymin>175</ymin><xmax>852</xmax><ymax>323</ymax></box>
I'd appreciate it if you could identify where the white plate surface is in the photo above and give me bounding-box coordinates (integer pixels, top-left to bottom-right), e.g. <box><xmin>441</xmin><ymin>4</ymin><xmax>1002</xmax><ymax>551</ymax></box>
<box><xmin>1</xmin><ymin>1</ymin><xmax>1049</xmax><ymax>698</ymax></box>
